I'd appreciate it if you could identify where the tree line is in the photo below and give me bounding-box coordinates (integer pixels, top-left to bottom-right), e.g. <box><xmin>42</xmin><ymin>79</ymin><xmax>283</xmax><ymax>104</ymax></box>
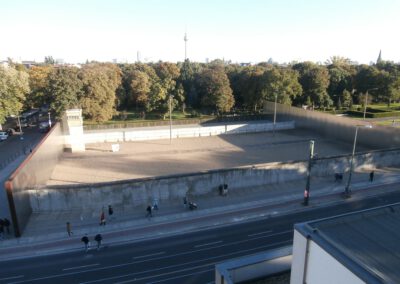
<box><xmin>1</xmin><ymin>56</ymin><xmax>400</xmax><ymax>125</ymax></box>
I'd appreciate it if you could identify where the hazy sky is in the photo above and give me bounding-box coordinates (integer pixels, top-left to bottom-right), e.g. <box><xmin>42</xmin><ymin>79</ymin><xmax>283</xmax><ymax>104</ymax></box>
<box><xmin>1</xmin><ymin>0</ymin><xmax>399</xmax><ymax>64</ymax></box>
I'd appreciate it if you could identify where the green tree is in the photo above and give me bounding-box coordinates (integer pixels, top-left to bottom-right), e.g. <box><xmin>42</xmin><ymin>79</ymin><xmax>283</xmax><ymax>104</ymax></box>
<box><xmin>129</xmin><ymin>70</ymin><xmax>151</xmax><ymax>108</ymax></box>
<box><xmin>262</xmin><ymin>67</ymin><xmax>302</xmax><ymax>105</ymax></box>
<box><xmin>326</xmin><ymin>57</ymin><xmax>356</xmax><ymax>108</ymax></box>
<box><xmin>44</xmin><ymin>56</ymin><xmax>56</xmax><ymax>65</ymax></box>
<box><xmin>119</xmin><ymin>63</ymin><xmax>159</xmax><ymax>111</ymax></box>
<box><xmin>80</xmin><ymin>63</ymin><xmax>122</xmax><ymax>122</ymax></box>
<box><xmin>0</xmin><ymin>66</ymin><xmax>30</xmax><ymax>124</ymax></box>
<box><xmin>225</xmin><ymin>64</ymin><xmax>245</xmax><ymax>108</ymax></box>
<box><xmin>341</xmin><ymin>89</ymin><xmax>353</xmax><ymax>108</ymax></box>
<box><xmin>237</xmin><ymin>66</ymin><xmax>267</xmax><ymax>111</ymax></box>
<box><xmin>148</xmin><ymin>62</ymin><xmax>180</xmax><ymax>117</ymax></box>
<box><xmin>178</xmin><ymin>59</ymin><xmax>203</xmax><ymax>108</ymax></box>
<box><xmin>174</xmin><ymin>83</ymin><xmax>185</xmax><ymax>112</ymax></box>
<box><xmin>293</xmin><ymin>62</ymin><xmax>331</xmax><ymax>107</ymax></box>
<box><xmin>46</xmin><ymin>67</ymin><xmax>83</xmax><ymax>118</ymax></box>
<box><xmin>353</xmin><ymin>65</ymin><xmax>381</xmax><ymax>104</ymax></box>
<box><xmin>26</xmin><ymin>65</ymin><xmax>54</xmax><ymax>109</ymax></box>
<box><xmin>197</xmin><ymin>66</ymin><xmax>234</xmax><ymax>113</ymax></box>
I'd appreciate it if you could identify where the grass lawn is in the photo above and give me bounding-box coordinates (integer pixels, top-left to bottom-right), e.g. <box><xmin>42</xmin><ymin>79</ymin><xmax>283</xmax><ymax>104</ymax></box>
<box><xmin>83</xmin><ymin>110</ymin><xmax>215</xmax><ymax>126</ymax></box>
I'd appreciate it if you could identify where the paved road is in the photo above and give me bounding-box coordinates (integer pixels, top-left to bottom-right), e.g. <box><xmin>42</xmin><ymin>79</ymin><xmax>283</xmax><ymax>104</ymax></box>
<box><xmin>2</xmin><ymin>189</ymin><xmax>400</xmax><ymax>284</ymax></box>
<box><xmin>0</xmin><ymin>127</ymin><xmax>45</xmax><ymax>170</ymax></box>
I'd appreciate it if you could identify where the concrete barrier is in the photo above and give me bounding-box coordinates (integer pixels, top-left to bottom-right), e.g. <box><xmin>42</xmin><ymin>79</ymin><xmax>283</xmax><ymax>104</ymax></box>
<box><xmin>4</xmin><ymin>123</ymin><xmax>64</xmax><ymax>237</ymax></box>
<box><xmin>82</xmin><ymin>121</ymin><xmax>295</xmax><ymax>144</ymax></box>
<box><xmin>264</xmin><ymin>102</ymin><xmax>400</xmax><ymax>149</ymax></box>
<box><xmin>29</xmin><ymin>148</ymin><xmax>400</xmax><ymax>212</ymax></box>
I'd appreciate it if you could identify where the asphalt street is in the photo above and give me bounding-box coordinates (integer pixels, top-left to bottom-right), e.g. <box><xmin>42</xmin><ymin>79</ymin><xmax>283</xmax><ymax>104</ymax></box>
<box><xmin>2</xmin><ymin>188</ymin><xmax>400</xmax><ymax>284</ymax></box>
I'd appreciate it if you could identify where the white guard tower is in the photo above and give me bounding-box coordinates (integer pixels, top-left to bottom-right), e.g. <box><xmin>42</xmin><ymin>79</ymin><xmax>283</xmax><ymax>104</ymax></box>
<box><xmin>63</xmin><ymin>109</ymin><xmax>85</xmax><ymax>152</ymax></box>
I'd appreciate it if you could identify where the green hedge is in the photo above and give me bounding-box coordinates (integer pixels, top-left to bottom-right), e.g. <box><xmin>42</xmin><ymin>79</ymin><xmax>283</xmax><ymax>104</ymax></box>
<box><xmin>346</xmin><ymin>110</ymin><xmax>400</xmax><ymax>118</ymax></box>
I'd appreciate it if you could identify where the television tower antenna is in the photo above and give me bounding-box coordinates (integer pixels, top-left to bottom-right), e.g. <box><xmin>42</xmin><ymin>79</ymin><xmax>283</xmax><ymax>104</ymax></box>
<box><xmin>184</xmin><ymin>32</ymin><xmax>188</xmax><ymax>60</ymax></box>
<box><xmin>137</xmin><ymin>51</ymin><xmax>141</xmax><ymax>63</ymax></box>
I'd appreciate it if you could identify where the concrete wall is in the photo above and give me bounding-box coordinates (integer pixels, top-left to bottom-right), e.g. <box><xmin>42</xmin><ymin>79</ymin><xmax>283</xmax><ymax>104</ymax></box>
<box><xmin>291</xmin><ymin>230</ymin><xmax>364</xmax><ymax>284</ymax></box>
<box><xmin>4</xmin><ymin>123</ymin><xmax>64</xmax><ymax>237</ymax></box>
<box><xmin>30</xmin><ymin>148</ymin><xmax>400</xmax><ymax>212</ymax></box>
<box><xmin>215</xmin><ymin>246</ymin><xmax>292</xmax><ymax>284</ymax></box>
<box><xmin>264</xmin><ymin>102</ymin><xmax>400</xmax><ymax>149</ymax></box>
<box><xmin>305</xmin><ymin>240</ymin><xmax>363</xmax><ymax>284</ymax></box>
<box><xmin>82</xmin><ymin>121</ymin><xmax>295</xmax><ymax>143</ymax></box>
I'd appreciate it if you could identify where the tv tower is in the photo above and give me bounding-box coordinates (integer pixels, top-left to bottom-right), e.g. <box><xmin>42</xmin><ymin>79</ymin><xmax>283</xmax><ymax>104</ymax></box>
<box><xmin>184</xmin><ymin>32</ymin><xmax>188</xmax><ymax>60</ymax></box>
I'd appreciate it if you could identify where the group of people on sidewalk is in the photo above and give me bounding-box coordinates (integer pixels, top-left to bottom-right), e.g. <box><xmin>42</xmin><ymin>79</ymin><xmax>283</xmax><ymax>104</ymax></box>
<box><xmin>100</xmin><ymin>205</ymin><xmax>114</xmax><ymax>226</ymax></box>
<box><xmin>0</xmin><ymin>218</ymin><xmax>11</xmax><ymax>240</ymax></box>
<box><xmin>146</xmin><ymin>199</ymin><xmax>159</xmax><ymax>218</ymax></box>
<box><xmin>81</xmin><ymin>233</ymin><xmax>103</xmax><ymax>252</ymax></box>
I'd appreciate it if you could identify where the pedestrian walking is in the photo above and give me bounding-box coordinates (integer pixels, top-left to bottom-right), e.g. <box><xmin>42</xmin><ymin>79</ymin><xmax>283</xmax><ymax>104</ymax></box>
<box><xmin>0</xmin><ymin>219</ymin><xmax>4</xmax><ymax>240</ymax></box>
<box><xmin>3</xmin><ymin>218</ymin><xmax>10</xmax><ymax>234</ymax></box>
<box><xmin>146</xmin><ymin>205</ymin><xmax>152</xmax><ymax>218</ymax></box>
<box><xmin>152</xmin><ymin>198</ymin><xmax>159</xmax><ymax>210</ymax></box>
<box><xmin>81</xmin><ymin>235</ymin><xmax>90</xmax><ymax>252</ymax></box>
<box><xmin>95</xmin><ymin>233</ymin><xmax>102</xmax><ymax>250</ymax></box>
<box><xmin>108</xmin><ymin>205</ymin><xmax>114</xmax><ymax>220</ymax></box>
<box><xmin>100</xmin><ymin>210</ymin><xmax>106</xmax><ymax>226</ymax></box>
<box><xmin>183</xmin><ymin>196</ymin><xmax>187</xmax><ymax>208</ymax></box>
<box><xmin>66</xmin><ymin>222</ymin><xmax>73</xmax><ymax>237</ymax></box>
<box><xmin>369</xmin><ymin>171</ymin><xmax>375</xmax><ymax>182</ymax></box>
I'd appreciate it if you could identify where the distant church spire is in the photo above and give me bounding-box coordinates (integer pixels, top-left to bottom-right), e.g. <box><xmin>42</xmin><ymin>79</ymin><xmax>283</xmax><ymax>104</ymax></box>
<box><xmin>377</xmin><ymin>50</ymin><xmax>382</xmax><ymax>63</ymax></box>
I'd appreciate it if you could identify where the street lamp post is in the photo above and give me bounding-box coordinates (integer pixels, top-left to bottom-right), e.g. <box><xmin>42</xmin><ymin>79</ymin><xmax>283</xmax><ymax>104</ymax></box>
<box><xmin>48</xmin><ymin>112</ymin><xmax>52</xmax><ymax>128</ymax></box>
<box><xmin>169</xmin><ymin>95</ymin><xmax>173</xmax><ymax>144</ymax></box>
<box><xmin>343</xmin><ymin>124</ymin><xmax>372</xmax><ymax>197</ymax></box>
<box><xmin>273</xmin><ymin>94</ymin><xmax>278</xmax><ymax>136</ymax></box>
<box><xmin>17</xmin><ymin>115</ymin><xmax>23</xmax><ymax>134</ymax></box>
<box><xmin>303</xmin><ymin>140</ymin><xmax>315</xmax><ymax>206</ymax></box>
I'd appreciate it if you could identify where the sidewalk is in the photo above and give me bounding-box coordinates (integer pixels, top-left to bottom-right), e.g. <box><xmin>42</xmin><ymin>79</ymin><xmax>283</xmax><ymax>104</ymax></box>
<box><xmin>1</xmin><ymin>168</ymin><xmax>400</xmax><ymax>262</ymax></box>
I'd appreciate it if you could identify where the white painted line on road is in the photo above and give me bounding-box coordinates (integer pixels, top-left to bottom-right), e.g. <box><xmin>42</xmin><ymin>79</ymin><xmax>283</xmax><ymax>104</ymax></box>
<box><xmin>0</xmin><ymin>275</ymin><xmax>24</xmax><ymax>281</ymax></box>
<box><xmin>79</xmin><ymin>240</ymin><xmax>292</xmax><ymax>284</ymax></box>
<box><xmin>247</xmin><ymin>230</ymin><xmax>273</xmax><ymax>237</ymax></box>
<box><xmin>63</xmin><ymin>263</ymin><xmax>100</xmax><ymax>271</ymax></box>
<box><xmin>133</xmin><ymin>251</ymin><xmax>165</xmax><ymax>259</ymax></box>
<box><xmin>248</xmin><ymin>230</ymin><xmax>292</xmax><ymax>240</ymax></box>
<box><xmin>132</xmin><ymin>268</ymin><xmax>215</xmax><ymax>284</ymax></box>
<box><xmin>8</xmin><ymin>234</ymin><xmax>292</xmax><ymax>284</ymax></box>
<box><xmin>194</xmin><ymin>240</ymin><xmax>222</xmax><ymax>248</ymax></box>
<box><xmin>114</xmin><ymin>264</ymin><xmax>213</xmax><ymax>284</ymax></box>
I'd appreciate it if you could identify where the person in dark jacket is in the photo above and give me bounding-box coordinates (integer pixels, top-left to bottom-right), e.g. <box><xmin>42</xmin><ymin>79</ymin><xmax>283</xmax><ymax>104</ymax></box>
<box><xmin>3</xmin><ymin>218</ymin><xmax>10</xmax><ymax>234</ymax></box>
<box><xmin>369</xmin><ymin>171</ymin><xmax>375</xmax><ymax>182</ymax></box>
<box><xmin>95</xmin><ymin>234</ymin><xmax>102</xmax><ymax>250</ymax></box>
<box><xmin>146</xmin><ymin>205</ymin><xmax>152</xmax><ymax>218</ymax></box>
<box><xmin>108</xmin><ymin>205</ymin><xmax>114</xmax><ymax>220</ymax></box>
<box><xmin>81</xmin><ymin>235</ymin><xmax>90</xmax><ymax>251</ymax></box>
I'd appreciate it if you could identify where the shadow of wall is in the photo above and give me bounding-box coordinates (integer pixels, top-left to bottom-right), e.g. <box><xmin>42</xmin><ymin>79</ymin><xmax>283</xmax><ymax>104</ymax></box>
<box><xmin>4</xmin><ymin>123</ymin><xmax>64</xmax><ymax>237</ymax></box>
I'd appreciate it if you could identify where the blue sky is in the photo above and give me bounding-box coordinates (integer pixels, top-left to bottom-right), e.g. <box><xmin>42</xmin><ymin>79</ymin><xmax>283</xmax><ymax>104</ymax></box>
<box><xmin>1</xmin><ymin>0</ymin><xmax>399</xmax><ymax>64</ymax></box>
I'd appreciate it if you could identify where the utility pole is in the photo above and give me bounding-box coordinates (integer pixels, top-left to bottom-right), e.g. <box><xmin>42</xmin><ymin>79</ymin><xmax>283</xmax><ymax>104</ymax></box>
<box><xmin>343</xmin><ymin>127</ymin><xmax>358</xmax><ymax>198</ymax></box>
<box><xmin>363</xmin><ymin>91</ymin><xmax>368</xmax><ymax>120</ymax></box>
<box><xmin>273</xmin><ymin>93</ymin><xmax>278</xmax><ymax>136</ymax></box>
<box><xmin>303</xmin><ymin>140</ymin><xmax>315</xmax><ymax>206</ymax></box>
<box><xmin>169</xmin><ymin>95</ymin><xmax>173</xmax><ymax>144</ymax></box>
